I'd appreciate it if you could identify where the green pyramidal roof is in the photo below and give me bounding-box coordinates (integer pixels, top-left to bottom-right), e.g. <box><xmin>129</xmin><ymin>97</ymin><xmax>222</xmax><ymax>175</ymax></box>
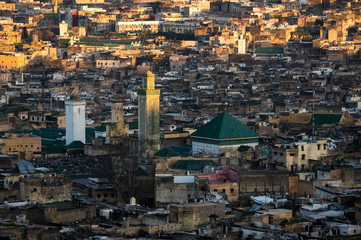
<box><xmin>191</xmin><ymin>112</ymin><xmax>258</xmax><ymax>140</ymax></box>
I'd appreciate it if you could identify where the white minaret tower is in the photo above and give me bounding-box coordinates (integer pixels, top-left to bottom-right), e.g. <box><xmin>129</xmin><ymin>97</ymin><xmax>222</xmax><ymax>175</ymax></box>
<box><xmin>238</xmin><ymin>35</ymin><xmax>246</xmax><ymax>54</ymax></box>
<box><xmin>65</xmin><ymin>100</ymin><xmax>86</xmax><ymax>145</ymax></box>
<box><xmin>59</xmin><ymin>20</ymin><xmax>68</xmax><ymax>37</ymax></box>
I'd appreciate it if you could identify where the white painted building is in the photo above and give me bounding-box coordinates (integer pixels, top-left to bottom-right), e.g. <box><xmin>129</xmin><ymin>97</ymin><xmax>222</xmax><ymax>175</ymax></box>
<box><xmin>330</xmin><ymin>224</ymin><xmax>361</xmax><ymax>236</ymax></box>
<box><xmin>65</xmin><ymin>100</ymin><xmax>86</xmax><ymax>145</ymax></box>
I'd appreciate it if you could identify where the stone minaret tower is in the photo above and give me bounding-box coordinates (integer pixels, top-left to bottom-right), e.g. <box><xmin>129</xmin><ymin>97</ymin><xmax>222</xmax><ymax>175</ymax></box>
<box><xmin>138</xmin><ymin>71</ymin><xmax>160</xmax><ymax>160</ymax></box>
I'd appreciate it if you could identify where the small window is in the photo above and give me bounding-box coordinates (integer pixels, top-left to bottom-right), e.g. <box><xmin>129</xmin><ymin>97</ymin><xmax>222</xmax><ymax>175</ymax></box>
<box><xmin>317</xmin><ymin>144</ymin><xmax>320</xmax><ymax>150</ymax></box>
<box><xmin>324</xmin><ymin>144</ymin><xmax>327</xmax><ymax>150</ymax></box>
<box><xmin>301</xmin><ymin>146</ymin><xmax>304</xmax><ymax>151</ymax></box>
<box><xmin>222</xmin><ymin>189</ymin><xmax>225</xmax><ymax>193</ymax></box>
<box><xmin>214</xmin><ymin>189</ymin><xmax>218</xmax><ymax>192</ymax></box>
<box><xmin>230</xmin><ymin>188</ymin><xmax>234</xmax><ymax>193</ymax></box>
<box><xmin>302</xmin><ymin>154</ymin><xmax>305</xmax><ymax>160</ymax></box>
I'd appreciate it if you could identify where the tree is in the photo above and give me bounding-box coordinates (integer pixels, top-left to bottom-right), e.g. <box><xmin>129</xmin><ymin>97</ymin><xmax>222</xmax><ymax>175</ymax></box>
<box><xmin>21</xmin><ymin>27</ymin><xmax>28</xmax><ymax>42</ymax></box>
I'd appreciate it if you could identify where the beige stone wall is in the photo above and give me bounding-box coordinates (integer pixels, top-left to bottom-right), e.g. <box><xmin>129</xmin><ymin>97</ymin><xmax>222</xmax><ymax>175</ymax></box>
<box><xmin>272</xmin><ymin>147</ymin><xmax>298</xmax><ymax>171</ymax></box>
<box><xmin>57</xmin><ymin>115</ymin><xmax>65</xmax><ymax>128</ymax></box>
<box><xmin>239</xmin><ymin>170</ymin><xmax>289</xmax><ymax>194</ymax></box>
<box><xmin>0</xmin><ymin>53</ymin><xmax>25</xmax><ymax>70</ymax></box>
<box><xmin>20</xmin><ymin>177</ymin><xmax>72</xmax><ymax>204</ymax></box>
<box><xmin>44</xmin><ymin>204</ymin><xmax>96</xmax><ymax>224</ymax></box>
<box><xmin>75</xmin><ymin>0</ymin><xmax>104</xmax><ymax>4</ymax></box>
<box><xmin>0</xmin><ymin>134</ymin><xmax>41</xmax><ymax>154</ymax></box>
<box><xmin>296</xmin><ymin>140</ymin><xmax>328</xmax><ymax>170</ymax></box>
<box><xmin>289</xmin><ymin>175</ymin><xmax>316</xmax><ymax>197</ymax></box>
<box><xmin>0</xmin><ymin>43</ymin><xmax>15</xmax><ymax>52</ymax></box>
<box><xmin>285</xmin><ymin>222</ymin><xmax>311</xmax><ymax>233</ymax></box>
<box><xmin>117</xmin><ymin>22</ymin><xmax>160</xmax><ymax>33</ymax></box>
<box><xmin>170</xmin><ymin>203</ymin><xmax>226</xmax><ymax>231</ymax></box>
<box><xmin>0</xmin><ymin>2</ymin><xmax>16</xmax><ymax>10</ymax></box>
<box><xmin>210</xmin><ymin>182</ymin><xmax>239</xmax><ymax>201</ymax></box>
<box><xmin>0</xmin><ymin>31</ymin><xmax>21</xmax><ymax>44</ymax></box>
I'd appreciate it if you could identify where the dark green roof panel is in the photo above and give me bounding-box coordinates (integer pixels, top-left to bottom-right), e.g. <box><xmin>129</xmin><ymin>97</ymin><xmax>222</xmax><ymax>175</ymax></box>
<box><xmin>191</xmin><ymin>112</ymin><xmax>258</xmax><ymax>140</ymax></box>
<box><xmin>171</xmin><ymin>160</ymin><xmax>217</xmax><ymax>170</ymax></box>
<box><xmin>310</xmin><ymin>114</ymin><xmax>342</xmax><ymax>125</ymax></box>
<box><xmin>65</xmin><ymin>141</ymin><xmax>84</xmax><ymax>150</ymax></box>
<box><xmin>154</xmin><ymin>148</ymin><xmax>180</xmax><ymax>157</ymax></box>
<box><xmin>255</xmin><ymin>47</ymin><xmax>284</xmax><ymax>55</ymax></box>
<box><xmin>170</xmin><ymin>144</ymin><xmax>192</xmax><ymax>156</ymax></box>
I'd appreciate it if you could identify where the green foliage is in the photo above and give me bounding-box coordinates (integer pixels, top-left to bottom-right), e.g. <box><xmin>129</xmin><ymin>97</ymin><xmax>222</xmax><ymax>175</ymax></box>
<box><xmin>21</xmin><ymin>27</ymin><xmax>28</xmax><ymax>41</ymax></box>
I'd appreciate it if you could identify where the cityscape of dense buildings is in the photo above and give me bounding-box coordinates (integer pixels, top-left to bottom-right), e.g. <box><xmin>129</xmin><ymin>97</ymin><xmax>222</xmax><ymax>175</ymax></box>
<box><xmin>1</xmin><ymin>0</ymin><xmax>361</xmax><ymax>239</ymax></box>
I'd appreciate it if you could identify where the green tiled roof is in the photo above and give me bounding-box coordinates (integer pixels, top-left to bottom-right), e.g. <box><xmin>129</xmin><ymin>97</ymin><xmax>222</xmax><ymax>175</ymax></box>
<box><xmin>191</xmin><ymin>112</ymin><xmax>258</xmax><ymax>140</ymax></box>
<box><xmin>310</xmin><ymin>114</ymin><xmax>342</xmax><ymax>125</ymax></box>
<box><xmin>65</xmin><ymin>174</ymin><xmax>94</xmax><ymax>179</ymax></box>
<box><xmin>171</xmin><ymin>160</ymin><xmax>217</xmax><ymax>170</ymax></box>
<box><xmin>170</xmin><ymin>144</ymin><xmax>192</xmax><ymax>156</ymax></box>
<box><xmin>155</xmin><ymin>148</ymin><xmax>180</xmax><ymax>157</ymax></box>
<box><xmin>86</xmin><ymin>128</ymin><xmax>96</xmax><ymax>144</ymax></box>
<box><xmin>0</xmin><ymin>105</ymin><xmax>29</xmax><ymax>113</ymax></box>
<box><xmin>65</xmin><ymin>141</ymin><xmax>84</xmax><ymax>150</ymax></box>
<box><xmin>56</xmin><ymin>165</ymin><xmax>74</xmax><ymax>172</ymax></box>
<box><xmin>45</xmin><ymin>201</ymin><xmax>76</xmax><ymax>211</ymax></box>
<box><xmin>59</xmin><ymin>39</ymin><xmax>70</xmax><ymax>44</ymax></box>
<box><xmin>155</xmin><ymin>144</ymin><xmax>192</xmax><ymax>157</ymax></box>
<box><xmin>42</xmin><ymin>146</ymin><xmax>66</xmax><ymax>154</ymax></box>
<box><xmin>134</xmin><ymin>166</ymin><xmax>150</xmax><ymax>176</ymax></box>
<box><xmin>32</xmin><ymin>128</ymin><xmax>65</xmax><ymax>140</ymax></box>
<box><xmin>75</xmin><ymin>37</ymin><xmax>134</xmax><ymax>46</ymax></box>
<box><xmin>255</xmin><ymin>47</ymin><xmax>284</xmax><ymax>55</ymax></box>
<box><xmin>96</xmin><ymin>124</ymin><xmax>107</xmax><ymax>132</ymax></box>
<box><xmin>125</xmin><ymin>121</ymin><xmax>138</xmax><ymax>130</ymax></box>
